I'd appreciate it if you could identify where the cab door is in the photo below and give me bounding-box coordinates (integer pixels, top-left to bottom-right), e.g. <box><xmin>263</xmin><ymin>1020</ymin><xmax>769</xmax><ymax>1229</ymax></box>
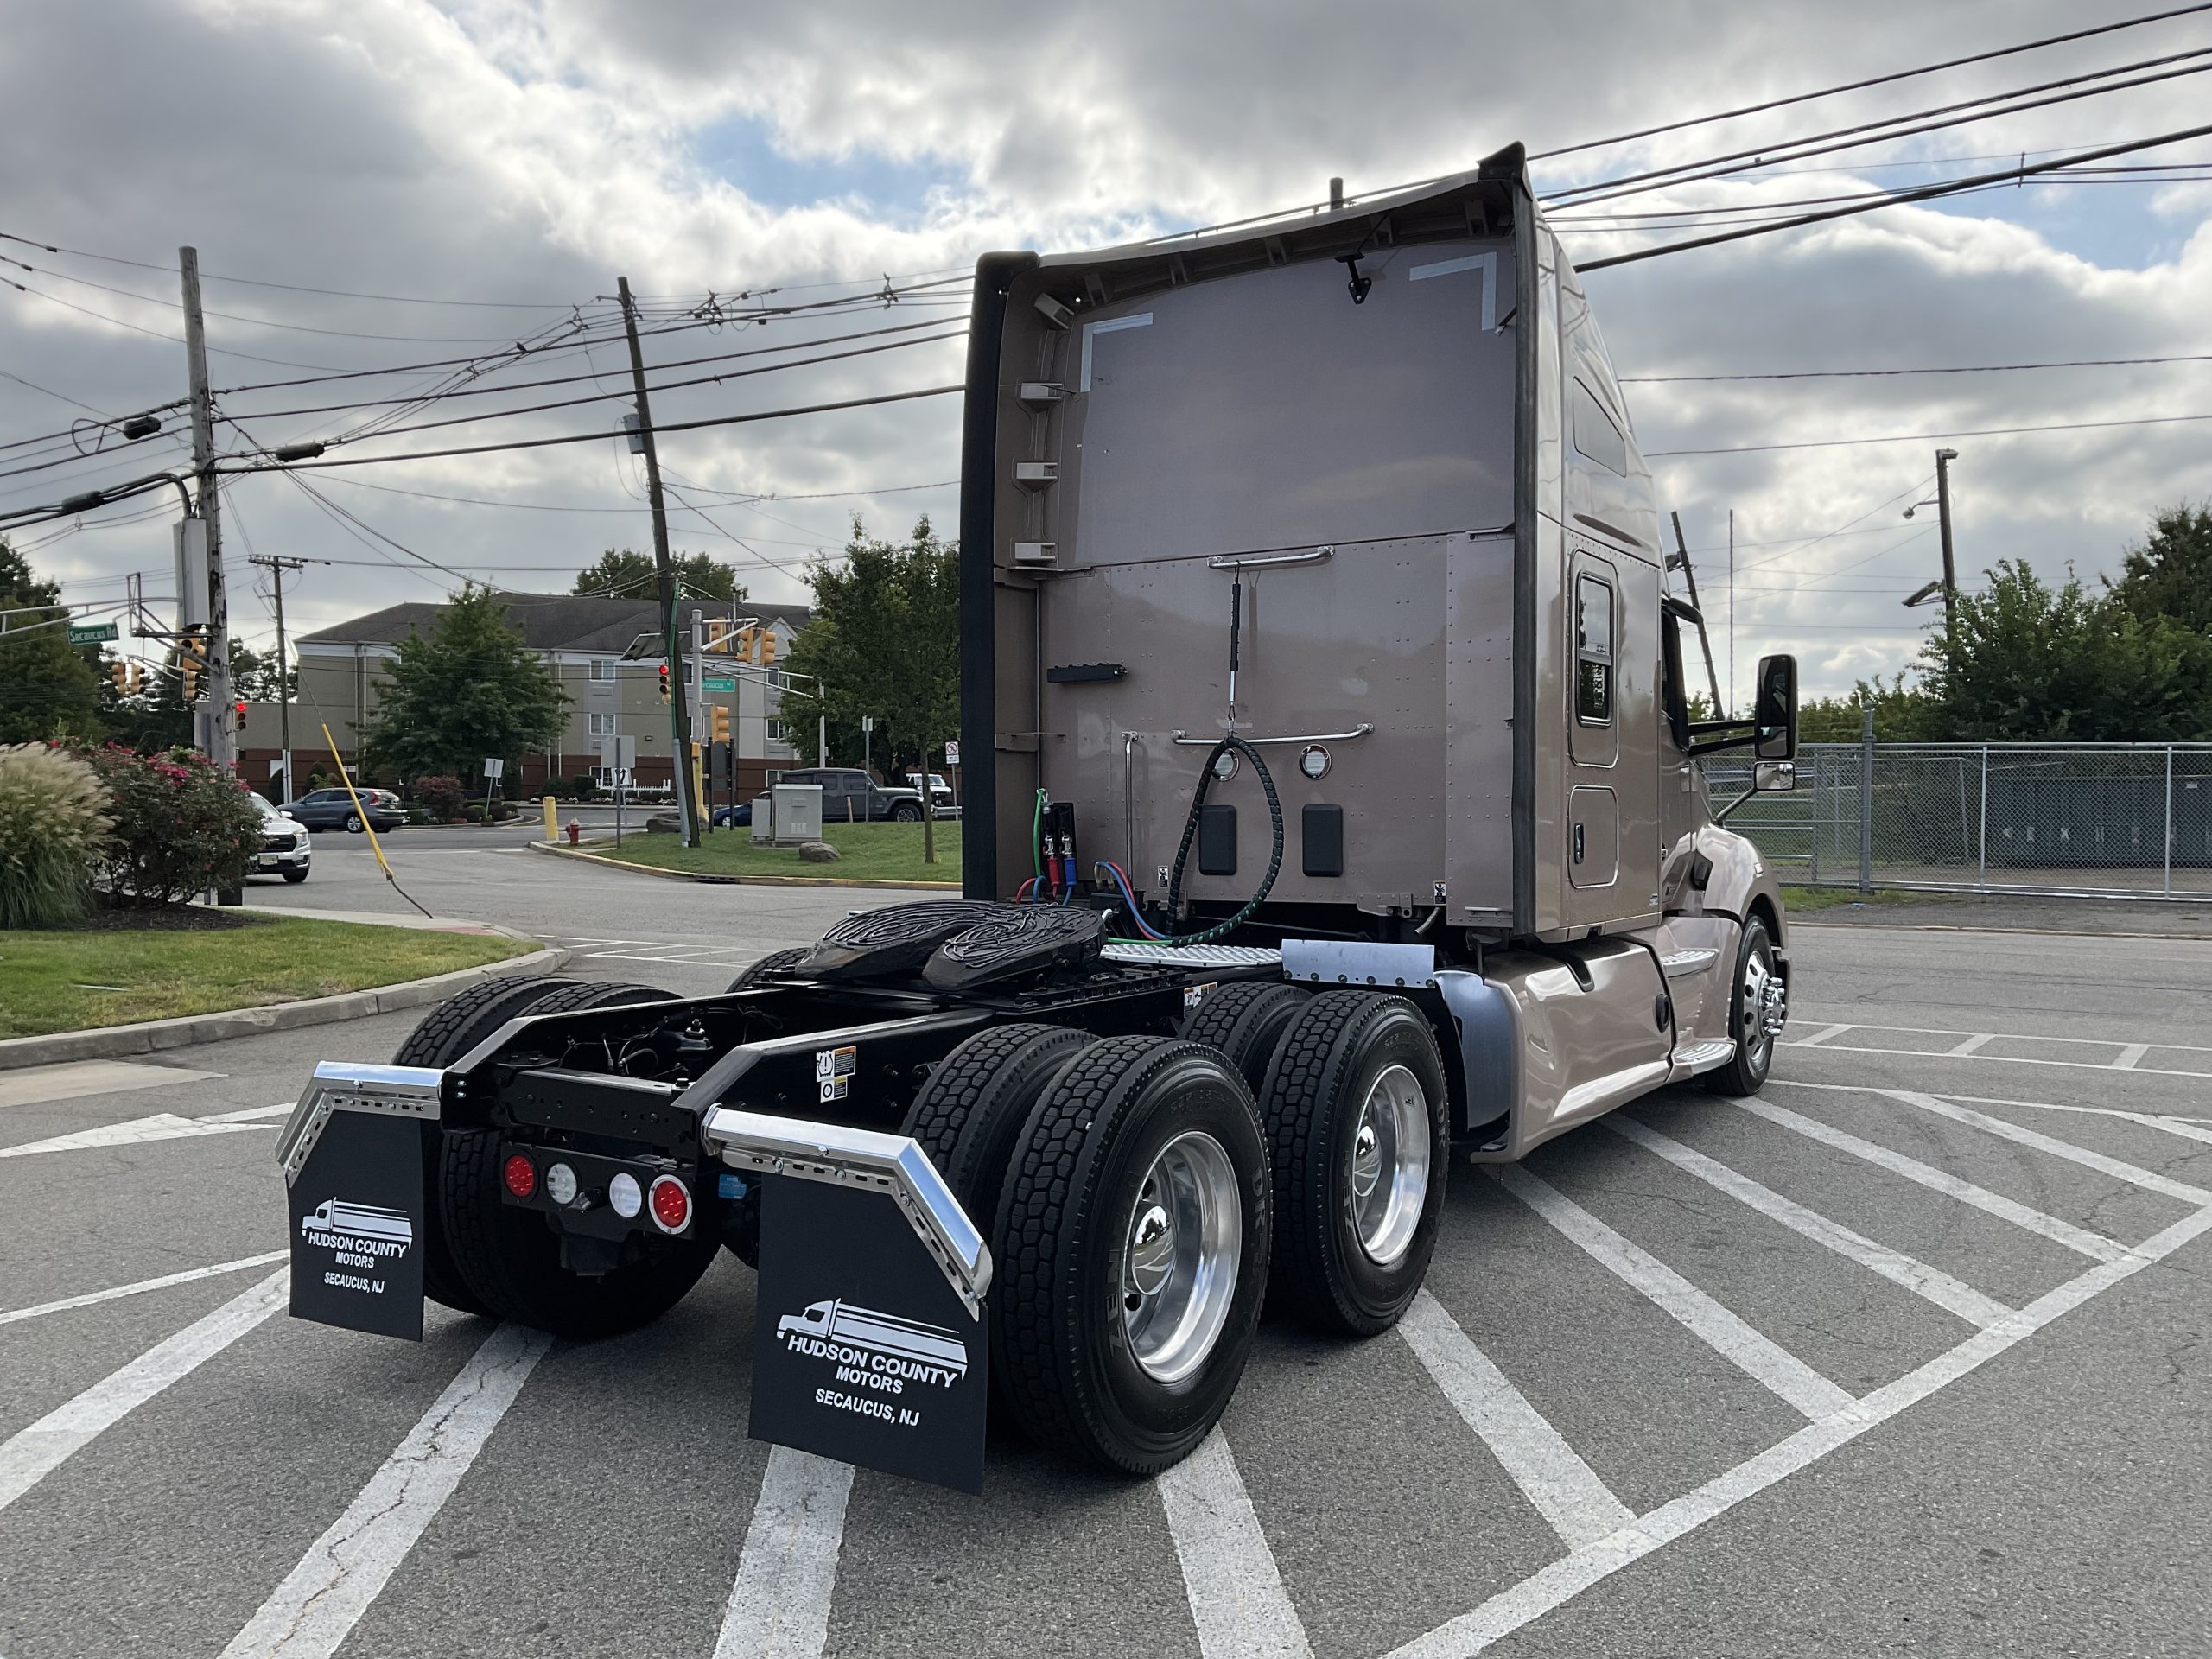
<box><xmin>1567</xmin><ymin>550</ymin><xmax>1621</xmax><ymax>899</ymax></box>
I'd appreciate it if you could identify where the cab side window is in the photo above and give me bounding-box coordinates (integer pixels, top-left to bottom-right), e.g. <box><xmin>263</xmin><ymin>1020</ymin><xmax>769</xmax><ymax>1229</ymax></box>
<box><xmin>1576</xmin><ymin>575</ymin><xmax>1614</xmax><ymax>724</ymax></box>
<box><xmin>1571</xmin><ymin>379</ymin><xmax>1628</xmax><ymax>476</ymax></box>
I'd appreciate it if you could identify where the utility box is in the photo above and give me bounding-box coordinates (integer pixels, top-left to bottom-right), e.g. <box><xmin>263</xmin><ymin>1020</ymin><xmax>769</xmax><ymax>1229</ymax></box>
<box><xmin>760</xmin><ymin>783</ymin><xmax>823</xmax><ymax>846</ymax></box>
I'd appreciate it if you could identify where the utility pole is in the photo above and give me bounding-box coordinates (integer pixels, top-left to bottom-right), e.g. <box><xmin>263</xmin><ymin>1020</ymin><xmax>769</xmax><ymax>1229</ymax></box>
<box><xmin>248</xmin><ymin>555</ymin><xmax>306</xmax><ymax>798</ymax></box>
<box><xmin>1726</xmin><ymin>507</ymin><xmax>1736</xmax><ymax>717</ymax></box>
<box><xmin>1668</xmin><ymin>512</ymin><xmax>1725</xmax><ymax>716</ymax></box>
<box><xmin>617</xmin><ymin>276</ymin><xmax>699</xmax><ymax>846</ymax></box>
<box><xmin>1934</xmin><ymin>447</ymin><xmax>1960</xmax><ymax>635</ymax></box>
<box><xmin>179</xmin><ymin>248</ymin><xmax>234</xmax><ymax>777</ymax></box>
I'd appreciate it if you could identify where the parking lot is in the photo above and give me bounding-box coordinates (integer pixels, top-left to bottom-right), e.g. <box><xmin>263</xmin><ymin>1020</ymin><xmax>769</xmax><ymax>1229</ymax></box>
<box><xmin>4</xmin><ymin>863</ymin><xmax>2210</xmax><ymax>1658</ymax></box>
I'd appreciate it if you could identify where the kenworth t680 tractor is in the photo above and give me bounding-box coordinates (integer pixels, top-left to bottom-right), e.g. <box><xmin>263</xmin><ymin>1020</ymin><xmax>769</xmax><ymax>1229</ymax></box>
<box><xmin>277</xmin><ymin>143</ymin><xmax>1798</xmax><ymax>1491</ymax></box>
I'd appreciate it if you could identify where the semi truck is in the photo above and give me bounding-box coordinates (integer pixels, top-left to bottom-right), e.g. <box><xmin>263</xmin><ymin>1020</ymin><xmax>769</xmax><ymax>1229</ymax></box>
<box><xmin>277</xmin><ymin>142</ymin><xmax>1798</xmax><ymax>1485</ymax></box>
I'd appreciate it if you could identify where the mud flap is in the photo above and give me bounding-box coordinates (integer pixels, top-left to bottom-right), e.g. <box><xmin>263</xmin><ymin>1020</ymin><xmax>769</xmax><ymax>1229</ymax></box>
<box><xmin>748</xmin><ymin>1174</ymin><xmax>988</xmax><ymax>1494</ymax></box>
<box><xmin>282</xmin><ymin>1076</ymin><xmax>433</xmax><ymax>1342</ymax></box>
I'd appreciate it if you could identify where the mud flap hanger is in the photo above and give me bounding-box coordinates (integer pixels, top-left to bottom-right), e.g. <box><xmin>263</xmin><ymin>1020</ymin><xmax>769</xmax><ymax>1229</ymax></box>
<box><xmin>276</xmin><ymin>1061</ymin><xmax>445</xmax><ymax>1185</ymax></box>
<box><xmin>701</xmin><ymin>1108</ymin><xmax>993</xmax><ymax>1318</ymax></box>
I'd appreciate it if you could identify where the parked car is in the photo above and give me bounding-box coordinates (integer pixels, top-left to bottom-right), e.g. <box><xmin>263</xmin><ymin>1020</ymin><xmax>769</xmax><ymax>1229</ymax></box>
<box><xmin>281</xmin><ymin>786</ymin><xmax>405</xmax><ymax>833</ymax></box>
<box><xmin>248</xmin><ymin>793</ymin><xmax>312</xmax><ymax>883</ymax></box>
<box><xmin>779</xmin><ymin>767</ymin><xmax>929</xmax><ymax>823</ymax></box>
<box><xmin>710</xmin><ymin>802</ymin><xmax>753</xmax><ymax>828</ymax></box>
<box><xmin>904</xmin><ymin>772</ymin><xmax>962</xmax><ymax>820</ymax></box>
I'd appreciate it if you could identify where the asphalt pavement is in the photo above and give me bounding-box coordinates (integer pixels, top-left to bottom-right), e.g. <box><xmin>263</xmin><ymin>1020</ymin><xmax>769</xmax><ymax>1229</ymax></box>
<box><xmin>5</xmin><ymin>837</ymin><xmax>2210</xmax><ymax>1658</ymax></box>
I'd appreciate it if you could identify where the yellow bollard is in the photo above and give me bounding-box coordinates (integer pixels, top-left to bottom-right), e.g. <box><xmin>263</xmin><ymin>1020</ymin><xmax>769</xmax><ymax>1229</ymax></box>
<box><xmin>542</xmin><ymin>795</ymin><xmax>558</xmax><ymax>843</ymax></box>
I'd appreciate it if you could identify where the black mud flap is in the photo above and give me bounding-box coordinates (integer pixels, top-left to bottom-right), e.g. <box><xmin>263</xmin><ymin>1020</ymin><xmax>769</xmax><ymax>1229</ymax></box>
<box><xmin>749</xmin><ymin>1174</ymin><xmax>988</xmax><ymax>1494</ymax></box>
<box><xmin>286</xmin><ymin>1109</ymin><xmax>426</xmax><ymax>1341</ymax></box>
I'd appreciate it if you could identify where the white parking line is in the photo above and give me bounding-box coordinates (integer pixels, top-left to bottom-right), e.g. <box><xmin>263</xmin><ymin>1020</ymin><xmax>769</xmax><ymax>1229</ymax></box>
<box><xmin>1383</xmin><ymin>1198</ymin><xmax>2212</xmax><ymax>1659</ymax></box>
<box><xmin>1398</xmin><ymin>1290</ymin><xmax>1634</xmax><ymax>1550</ymax></box>
<box><xmin>0</xmin><ymin>1112</ymin><xmax>273</xmax><ymax>1159</ymax></box>
<box><xmin>1791</xmin><ymin>1023</ymin><xmax>1853</xmax><ymax>1047</ymax></box>
<box><xmin>0</xmin><ymin>1252</ymin><xmax>289</xmax><ymax>1326</ymax></box>
<box><xmin>1781</xmin><ymin>1022</ymin><xmax>2212</xmax><ymax>1082</ymax></box>
<box><xmin>1607</xmin><ymin>1118</ymin><xmax>2014</xmax><ymax>1329</ymax></box>
<box><xmin>2112</xmin><ymin>1044</ymin><xmax>2149</xmax><ymax>1070</ymax></box>
<box><xmin>1492</xmin><ymin>1166</ymin><xmax>1855</xmax><ymax>1421</ymax></box>
<box><xmin>201</xmin><ymin>1103</ymin><xmax>296</xmax><ymax>1124</ymax></box>
<box><xmin>1731</xmin><ymin>1098</ymin><xmax>2126</xmax><ymax>1262</ymax></box>
<box><xmin>1157</xmin><ymin>1427</ymin><xmax>1313</xmax><ymax>1659</ymax></box>
<box><xmin>1948</xmin><ymin>1033</ymin><xmax>1993</xmax><ymax>1058</ymax></box>
<box><xmin>0</xmin><ymin>1268</ymin><xmax>287</xmax><ymax>1514</ymax></box>
<box><xmin>714</xmin><ymin>1446</ymin><xmax>855</xmax><ymax>1659</ymax></box>
<box><xmin>218</xmin><ymin>1323</ymin><xmax>551</xmax><ymax>1659</ymax></box>
<box><xmin>1876</xmin><ymin>1089</ymin><xmax>2212</xmax><ymax>1206</ymax></box>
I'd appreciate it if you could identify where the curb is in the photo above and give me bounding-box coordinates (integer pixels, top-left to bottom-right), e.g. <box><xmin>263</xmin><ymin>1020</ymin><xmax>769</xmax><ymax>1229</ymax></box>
<box><xmin>524</xmin><ymin>837</ymin><xmax>961</xmax><ymax>891</ymax></box>
<box><xmin>0</xmin><ymin>944</ymin><xmax>574</xmax><ymax>1072</ymax></box>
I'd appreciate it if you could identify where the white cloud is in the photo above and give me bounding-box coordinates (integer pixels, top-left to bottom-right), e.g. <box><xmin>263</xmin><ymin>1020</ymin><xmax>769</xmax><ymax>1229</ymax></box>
<box><xmin>2</xmin><ymin>0</ymin><xmax>2208</xmax><ymax>694</ymax></box>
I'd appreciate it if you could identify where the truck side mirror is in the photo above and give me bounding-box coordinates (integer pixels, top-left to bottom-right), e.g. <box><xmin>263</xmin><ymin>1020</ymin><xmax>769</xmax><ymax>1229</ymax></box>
<box><xmin>1754</xmin><ymin>760</ymin><xmax>1795</xmax><ymax>792</ymax></box>
<box><xmin>1752</xmin><ymin>654</ymin><xmax>1797</xmax><ymax>760</ymax></box>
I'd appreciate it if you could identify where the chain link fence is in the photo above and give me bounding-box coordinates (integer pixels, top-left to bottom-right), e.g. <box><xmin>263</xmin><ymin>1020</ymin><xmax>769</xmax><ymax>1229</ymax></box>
<box><xmin>1716</xmin><ymin>743</ymin><xmax>2212</xmax><ymax>900</ymax></box>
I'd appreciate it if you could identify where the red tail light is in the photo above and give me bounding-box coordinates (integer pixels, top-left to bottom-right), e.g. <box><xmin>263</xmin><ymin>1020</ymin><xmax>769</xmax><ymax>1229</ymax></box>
<box><xmin>502</xmin><ymin>1153</ymin><xmax>537</xmax><ymax>1198</ymax></box>
<box><xmin>648</xmin><ymin>1174</ymin><xmax>690</xmax><ymax>1234</ymax></box>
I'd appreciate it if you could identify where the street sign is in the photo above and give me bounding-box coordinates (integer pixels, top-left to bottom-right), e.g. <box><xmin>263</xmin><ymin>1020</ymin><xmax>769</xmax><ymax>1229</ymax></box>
<box><xmin>944</xmin><ymin>741</ymin><xmax>961</xmax><ymax>766</ymax></box>
<box><xmin>703</xmin><ymin>676</ymin><xmax>736</xmax><ymax>692</ymax></box>
<box><xmin>67</xmin><ymin>621</ymin><xmax>118</xmax><ymax>645</ymax></box>
<box><xmin>861</xmin><ymin>715</ymin><xmax>874</xmax><ymax>733</ymax></box>
<box><xmin>597</xmin><ymin>735</ymin><xmax>638</xmax><ymax>771</ymax></box>
<box><xmin>481</xmin><ymin>757</ymin><xmax>505</xmax><ymax>779</ymax></box>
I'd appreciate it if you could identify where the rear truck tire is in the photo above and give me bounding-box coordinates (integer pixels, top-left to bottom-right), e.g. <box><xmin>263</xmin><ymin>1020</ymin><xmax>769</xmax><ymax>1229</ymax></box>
<box><xmin>1176</xmin><ymin>982</ymin><xmax>1311</xmax><ymax>1096</ymax></box>
<box><xmin>899</xmin><ymin>1023</ymin><xmax>1096</xmax><ymax>1242</ymax></box>
<box><xmin>991</xmin><ymin>1035</ymin><xmax>1270</xmax><ymax>1475</ymax></box>
<box><xmin>391</xmin><ymin>975</ymin><xmax>592</xmax><ymax>1316</ymax></box>
<box><xmin>726</xmin><ymin>946</ymin><xmax>809</xmax><ymax>992</ymax></box>
<box><xmin>1702</xmin><ymin>916</ymin><xmax>1780</xmax><ymax>1098</ymax></box>
<box><xmin>891</xmin><ymin>801</ymin><xmax>923</xmax><ymax>823</ymax></box>
<box><xmin>1259</xmin><ymin>991</ymin><xmax>1449</xmax><ymax>1338</ymax></box>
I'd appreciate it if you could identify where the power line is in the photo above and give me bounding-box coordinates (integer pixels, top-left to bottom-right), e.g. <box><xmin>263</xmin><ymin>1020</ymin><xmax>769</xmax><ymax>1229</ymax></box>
<box><xmin>1</xmin><ymin>275</ymin><xmax>351</xmax><ymax>371</ymax></box>
<box><xmin>1648</xmin><ymin>409</ymin><xmax>2212</xmax><ymax>457</ymax></box>
<box><xmin>1550</xmin><ymin>49</ymin><xmax>2212</xmax><ymax>211</ymax></box>
<box><xmin>1579</xmin><ymin>121</ymin><xmax>2212</xmax><ymax>270</ymax></box>
<box><xmin>209</xmin><ymin>384</ymin><xmax>963</xmax><ymax>480</ymax></box>
<box><xmin>1624</xmin><ymin>351</ymin><xmax>2212</xmax><ymax>383</ymax></box>
<box><xmin>1529</xmin><ymin>2</ymin><xmax>2212</xmax><ymax>164</ymax></box>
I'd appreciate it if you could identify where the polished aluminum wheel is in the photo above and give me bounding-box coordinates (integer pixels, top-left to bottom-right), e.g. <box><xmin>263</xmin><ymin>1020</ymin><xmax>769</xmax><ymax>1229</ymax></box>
<box><xmin>1740</xmin><ymin>945</ymin><xmax>1781</xmax><ymax>1063</ymax></box>
<box><xmin>1121</xmin><ymin>1130</ymin><xmax>1243</xmax><ymax>1384</ymax></box>
<box><xmin>1347</xmin><ymin>1062</ymin><xmax>1430</xmax><ymax>1267</ymax></box>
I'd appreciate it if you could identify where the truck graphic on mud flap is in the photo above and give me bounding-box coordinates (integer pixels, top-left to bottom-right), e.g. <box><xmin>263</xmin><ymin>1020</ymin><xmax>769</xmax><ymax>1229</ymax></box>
<box><xmin>301</xmin><ymin>1198</ymin><xmax>414</xmax><ymax>1249</ymax></box>
<box><xmin>777</xmin><ymin>1299</ymin><xmax>969</xmax><ymax>1380</ymax></box>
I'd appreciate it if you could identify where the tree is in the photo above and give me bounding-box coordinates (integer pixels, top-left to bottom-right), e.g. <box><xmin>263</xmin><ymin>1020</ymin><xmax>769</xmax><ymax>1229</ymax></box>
<box><xmin>229</xmin><ymin>640</ymin><xmax>296</xmax><ymax>702</ymax></box>
<box><xmin>1796</xmin><ymin>672</ymin><xmax>1941</xmax><ymax>743</ymax></box>
<box><xmin>2107</xmin><ymin>504</ymin><xmax>2212</xmax><ymax>636</ymax></box>
<box><xmin>781</xmin><ymin>518</ymin><xmax>959</xmax><ymax>856</ymax></box>
<box><xmin>1918</xmin><ymin>558</ymin><xmax>2212</xmax><ymax>741</ymax></box>
<box><xmin>0</xmin><ymin>538</ymin><xmax>103</xmax><ymax>744</ymax></box>
<box><xmin>573</xmin><ymin>548</ymin><xmax>748</xmax><ymax>604</ymax></box>
<box><xmin>359</xmin><ymin>584</ymin><xmax>569</xmax><ymax>781</ymax></box>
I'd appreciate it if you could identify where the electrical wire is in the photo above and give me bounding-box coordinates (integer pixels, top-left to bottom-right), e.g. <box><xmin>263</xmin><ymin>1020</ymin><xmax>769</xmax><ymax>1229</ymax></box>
<box><xmin>1580</xmin><ymin>121</ymin><xmax>2212</xmax><ymax>270</ymax></box>
<box><xmin>1624</xmin><ymin>352</ymin><xmax>2212</xmax><ymax>383</ymax></box>
<box><xmin>1649</xmin><ymin>408</ymin><xmax>2212</xmax><ymax>457</ymax></box>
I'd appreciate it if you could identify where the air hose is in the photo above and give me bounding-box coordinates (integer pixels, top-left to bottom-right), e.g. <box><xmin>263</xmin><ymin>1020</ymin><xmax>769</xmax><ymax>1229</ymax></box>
<box><xmin>1138</xmin><ymin>733</ymin><xmax>1284</xmax><ymax>947</ymax></box>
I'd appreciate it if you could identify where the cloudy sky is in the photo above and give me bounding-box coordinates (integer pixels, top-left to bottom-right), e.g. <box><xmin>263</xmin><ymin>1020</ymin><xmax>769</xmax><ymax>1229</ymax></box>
<box><xmin>4</xmin><ymin>0</ymin><xmax>2209</xmax><ymax>700</ymax></box>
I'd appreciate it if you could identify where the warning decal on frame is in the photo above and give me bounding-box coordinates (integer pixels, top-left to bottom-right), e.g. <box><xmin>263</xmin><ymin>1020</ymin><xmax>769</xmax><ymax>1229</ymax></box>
<box><xmin>815</xmin><ymin>1044</ymin><xmax>857</xmax><ymax>1103</ymax></box>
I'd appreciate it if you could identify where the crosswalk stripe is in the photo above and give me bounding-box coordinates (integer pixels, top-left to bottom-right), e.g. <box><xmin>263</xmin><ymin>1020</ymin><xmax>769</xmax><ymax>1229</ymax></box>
<box><xmin>1607</xmin><ymin>1117</ymin><xmax>2014</xmax><ymax>1329</ymax></box>
<box><xmin>200</xmin><ymin>1103</ymin><xmax>297</xmax><ymax>1124</ymax></box>
<box><xmin>0</xmin><ymin>1252</ymin><xmax>289</xmax><ymax>1326</ymax></box>
<box><xmin>217</xmin><ymin>1323</ymin><xmax>551</xmax><ymax>1659</ymax></box>
<box><xmin>1398</xmin><ymin>1290</ymin><xmax>1633</xmax><ymax>1550</ymax></box>
<box><xmin>1878</xmin><ymin>1088</ymin><xmax>2212</xmax><ymax>1205</ymax></box>
<box><xmin>1157</xmin><ymin>1427</ymin><xmax>1313</xmax><ymax>1659</ymax></box>
<box><xmin>0</xmin><ymin>1269</ymin><xmax>288</xmax><ymax>1513</ymax></box>
<box><xmin>1492</xmin><ymin>1166</ymin><xmax>1854</xmax><ymax>1422</ymax></box>
<box><xmin>714</xmin><ymin>1446</ymin><xmax>855</xmax><ymax>1659</ymax></box>
<box><xmin>1732</xmin><ymin>1098</ymin><xmax>2126</xmax><ymax>1262</ymax></box>
<box><xmin>0</xmin><ymin>1112</ymin><xmax>271</xmax><ymax>1159</ymax></box>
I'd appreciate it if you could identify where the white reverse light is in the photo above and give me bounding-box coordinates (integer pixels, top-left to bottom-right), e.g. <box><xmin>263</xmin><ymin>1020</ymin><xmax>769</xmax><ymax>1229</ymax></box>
<box><xmin>545</xmin><ymin>1162</ymin><xmax>579</xmax><ymax>1205</ymax></box>
<box><xmin>607</xmin><ymin>1171</ymin><xmax>643</xmax><ymax>1218</ymax></box>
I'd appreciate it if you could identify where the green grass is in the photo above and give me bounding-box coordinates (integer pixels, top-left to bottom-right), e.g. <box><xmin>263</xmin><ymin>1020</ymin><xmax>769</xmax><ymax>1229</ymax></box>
<box><xmin>1781</xmin><ymin>884</ymin><xmax>1950</xmax><ymax>912</ymax></box>
<box><xmin>0</xmin><ymin>917</ymin><xmax>531</xmax><ymax>1040</ymax></box>
<box><xmin>586</xmin><ymin>820</ymin><xmax>963</xmax><ymax>884</ymax></box>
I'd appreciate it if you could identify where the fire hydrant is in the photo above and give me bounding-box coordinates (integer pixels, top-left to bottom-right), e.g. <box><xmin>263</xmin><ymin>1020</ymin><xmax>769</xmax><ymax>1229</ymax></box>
<box><xmin>566</xmin><ymin>819</ymin><xmax>582</xmax><ymax>845</ymax></box>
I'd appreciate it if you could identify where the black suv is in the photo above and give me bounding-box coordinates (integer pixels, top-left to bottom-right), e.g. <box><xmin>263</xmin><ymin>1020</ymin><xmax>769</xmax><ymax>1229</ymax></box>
<box><xmin>780</xmin><ymin>768</ymin><xmax>927</xmax><ymax>823</ymax></box>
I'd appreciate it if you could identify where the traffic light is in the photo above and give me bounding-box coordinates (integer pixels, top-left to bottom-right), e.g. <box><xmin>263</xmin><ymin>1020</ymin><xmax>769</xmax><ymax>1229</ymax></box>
<box><xmin>702</xmin><ymin>619</ymin><xmax>731</xmax><ymax>653</ymax></box>
<box><xmin>709</xmin><ymin>704</ymin><xmax>730</xmax><ymax>744</ymax></box>
<box><xmin>110</xmin><ymin>661</ymin><xmax>130</xmax><ymax>693</ymax></box>
<box><xmin>233</xmin><ymin>700</ymin><xmax>248</xmax><ymax>732</ymax></box>
<box><xmin>658</xmin><ymin>663</ymin><xmax>670</xmax><ymax>703</ymax></box>
<box><xmin>179</xmin><ymin>631</ymin><xmax>207</xmax><ymax>700</ymax></box>
<box><xmin>757</xmin><ymin>627</ymin><xmax>776</xmax><ymax>665</ymax></box>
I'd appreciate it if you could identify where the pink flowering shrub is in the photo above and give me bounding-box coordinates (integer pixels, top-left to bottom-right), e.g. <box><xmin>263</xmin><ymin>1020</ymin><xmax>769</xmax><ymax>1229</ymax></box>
<box><xmin>71</xmin><ymin>743</ymin><xmax>260</xmax><ymax>906</ymax></box>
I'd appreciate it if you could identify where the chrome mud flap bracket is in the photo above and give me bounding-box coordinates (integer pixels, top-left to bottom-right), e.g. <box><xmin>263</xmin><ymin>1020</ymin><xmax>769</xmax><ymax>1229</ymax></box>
<box><xmin>276</xmin><ymin>1062</ymin><xmax>444</xmax><ymax>1342</ymax></box>
<box><xmin>702</xmin><ymin>1108</ymin><xmax>993</xmax><ymax>1494</ymax></box>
